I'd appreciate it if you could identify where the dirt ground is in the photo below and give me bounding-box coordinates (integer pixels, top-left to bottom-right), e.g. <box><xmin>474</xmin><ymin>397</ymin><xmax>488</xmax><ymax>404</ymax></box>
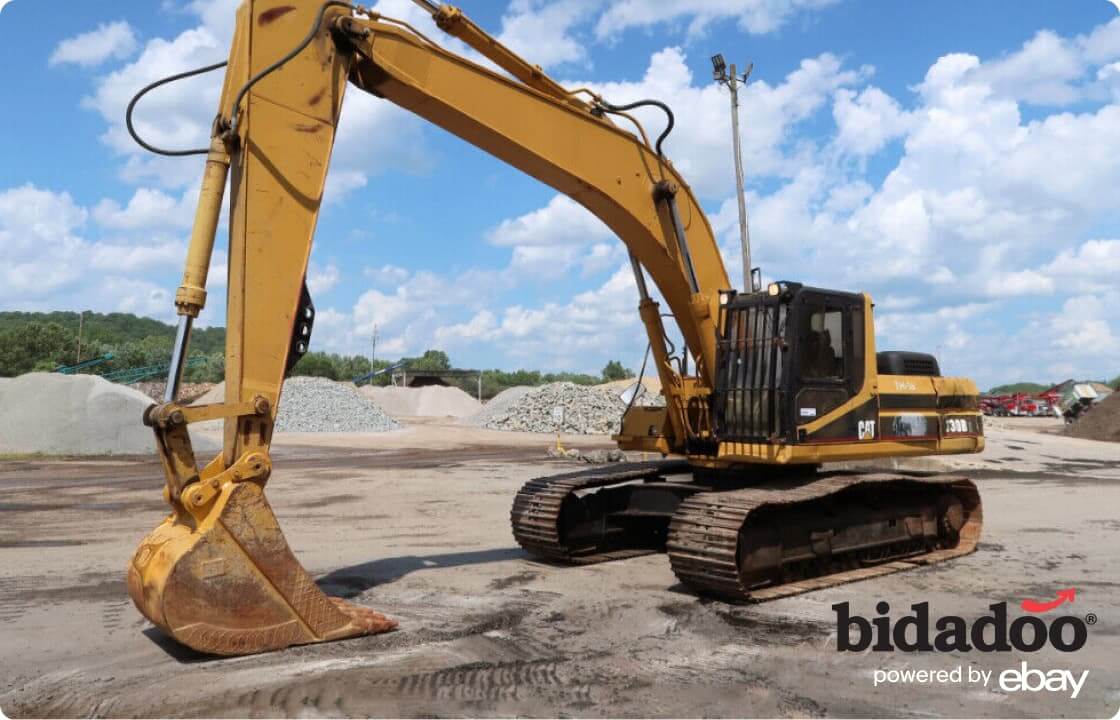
<box><xmin>0</xmin><ymin>418</ymin><xmax>1117</xmax><ymax>718</ymax></box>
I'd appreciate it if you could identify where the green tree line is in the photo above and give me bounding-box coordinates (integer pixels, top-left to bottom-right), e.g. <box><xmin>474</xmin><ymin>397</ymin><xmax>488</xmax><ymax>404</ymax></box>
<box><xmin>0</xmin><ymin>312</ymin><xmax>636</xmax><ymax>398</ymax></box>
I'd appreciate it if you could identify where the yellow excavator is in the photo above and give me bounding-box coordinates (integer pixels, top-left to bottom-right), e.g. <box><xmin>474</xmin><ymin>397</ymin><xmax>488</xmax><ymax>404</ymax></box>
<box><xmin>127</xmin><ymin>0</ymin><xmax>984</xmax><ymax>656</ymax></box>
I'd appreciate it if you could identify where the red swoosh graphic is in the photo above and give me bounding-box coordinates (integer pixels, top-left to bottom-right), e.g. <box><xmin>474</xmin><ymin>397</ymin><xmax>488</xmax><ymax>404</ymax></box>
<box><xmin>1021</xmin><ymin>588</ymin><xmax>1076</xmax><ymax>613</ymax></box>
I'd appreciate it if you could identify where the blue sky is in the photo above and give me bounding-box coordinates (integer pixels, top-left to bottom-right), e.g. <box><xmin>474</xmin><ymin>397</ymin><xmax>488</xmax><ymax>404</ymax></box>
<box><xmin>1</xmin><ymin>0</ymin><xmax>1118</xmax><ymax>389</ymax></box>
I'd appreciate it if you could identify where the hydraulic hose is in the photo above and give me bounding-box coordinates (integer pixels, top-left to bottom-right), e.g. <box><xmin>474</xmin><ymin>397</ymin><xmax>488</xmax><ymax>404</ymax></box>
<box><xmin>597</xmin><ymin>98</ymin><xmax>675</xmax><ymax>157</ymax></box>
<box><xmin>126</xmin><ymin>60</ymin><xmax>228</xmax><ymax>156</ymax></box>
<box><xmin>127</xmin><ymin>1</ymin><xmax>356</xmax><ymax>155</ymax></box>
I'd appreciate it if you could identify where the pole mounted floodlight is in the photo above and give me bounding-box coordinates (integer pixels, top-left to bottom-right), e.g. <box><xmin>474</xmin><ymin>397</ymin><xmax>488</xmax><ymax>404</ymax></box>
<box><xmin>712</xmin><ymin>53</ymin><xmax>759</xmax><ymax>291</ymax></box>
<box><xmin>711</xmin><ymin>54</ymin><xmax>726</xmax><ymax>81</ymax></box>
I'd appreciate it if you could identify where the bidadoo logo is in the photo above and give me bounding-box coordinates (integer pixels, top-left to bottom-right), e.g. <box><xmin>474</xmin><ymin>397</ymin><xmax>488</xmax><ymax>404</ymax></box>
<box><xmin>840</xmin><ymin>590</ymin><xmax>1096</xmax><ymax>699</ymax></box>
<box><xmin>833</xmin><ymin>590</ymin><xmax>1089</xmax><ymax>653</ymax></box>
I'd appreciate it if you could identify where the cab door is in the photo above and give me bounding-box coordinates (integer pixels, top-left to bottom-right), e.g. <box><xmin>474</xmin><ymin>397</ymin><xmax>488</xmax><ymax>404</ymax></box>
<box><xmin>790</xmin><ymin>291</ymin><xmax>867</xmax><ymax>438</ymax></box>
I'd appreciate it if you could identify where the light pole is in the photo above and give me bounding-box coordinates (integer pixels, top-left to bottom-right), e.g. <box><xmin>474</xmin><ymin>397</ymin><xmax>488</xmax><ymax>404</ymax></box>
<box><xmin>370</xmin><ymin>323</ymin><xmax>378</xmax><ymax>376</ymax></box>
<box><xmin>711</xmin><ymin>53</ymin><xmax>758</xmax><ymax>291</ymax></box>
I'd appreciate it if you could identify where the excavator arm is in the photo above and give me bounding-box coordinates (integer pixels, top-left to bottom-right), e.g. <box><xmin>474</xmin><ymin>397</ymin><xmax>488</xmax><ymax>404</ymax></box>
<box><xmin>130</xmin><ymin>0</ymin><xmax>729</xmax><ymax>655</ymax></box>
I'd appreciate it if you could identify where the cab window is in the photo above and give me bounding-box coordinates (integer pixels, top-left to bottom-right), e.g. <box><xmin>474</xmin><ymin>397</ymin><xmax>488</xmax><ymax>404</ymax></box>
<box><xmin>800</xmin><ymin>306</ymin><xmax>844</xmax><ymax>380</ymax></box>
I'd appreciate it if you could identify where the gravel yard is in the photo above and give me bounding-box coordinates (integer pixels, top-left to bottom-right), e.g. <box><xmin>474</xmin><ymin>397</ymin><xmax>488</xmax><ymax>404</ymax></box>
<box><xmin>0</xmin><ymin>420</ymin><xmax>1117</xmax><ymax>718</ymax></box>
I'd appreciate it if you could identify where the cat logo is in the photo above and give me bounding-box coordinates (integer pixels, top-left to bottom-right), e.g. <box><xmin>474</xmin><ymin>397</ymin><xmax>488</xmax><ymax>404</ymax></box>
<box><xmin>858</xmin><ymin>420</ymin><xmax>876</xmax><ymax>440</ymax></box>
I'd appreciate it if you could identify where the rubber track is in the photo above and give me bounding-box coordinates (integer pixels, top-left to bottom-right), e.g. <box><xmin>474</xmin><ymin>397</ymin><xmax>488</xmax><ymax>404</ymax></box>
<box><xmin>511</xmin><ymin>459</ymin><xmax>691</xmax><ymax>564</ymax></box>
<box><xmin>667</xmin><ymin>472</ymin><xmax>982</xmax><ymax>603</ymax></box>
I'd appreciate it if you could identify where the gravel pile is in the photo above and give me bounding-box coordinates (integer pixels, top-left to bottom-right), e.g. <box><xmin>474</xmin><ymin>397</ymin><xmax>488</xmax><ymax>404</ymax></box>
<box><xmin>361</xmin><ymin>384</ymin><xmax>480</xmax><ymax>418</ymax></box>
<box><xmin>0</xmin><ymin>373</ymin><xmax>156</xmax><ymax>455</ymax></box>
<box><xmin>190</xmin><ymin>377</ymin><xmax>400</xmax><ymax>433</ymax></box>
<box><xmin>461</xmin><ymin>386</ymin><xmax>534</xmax><ymax>427</ymax></box>
<box><xmin>134</xmin><ymin>381</ymin><xmax>214</xmax><ymax>404</ymax></box>
<box><xmin>467</xmin><ymin>382</ymin><xmax>632</xmax><ymax>435</ymax></box>
<box><xmin>275</xmin><ymin>377</ymin><xmax>400</xmax><ymax>432</ymax></box>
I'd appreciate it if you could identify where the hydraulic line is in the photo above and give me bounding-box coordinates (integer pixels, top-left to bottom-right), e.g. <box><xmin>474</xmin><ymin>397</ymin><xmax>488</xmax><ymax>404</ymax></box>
<box><xmin>127</xmin><ymin>1</ymin><xmax>358</xmax><ymax>156</ymax></box>
<box><xmin>597</xmin><ymin>98</ymin><xmax>675</xmax><ymax>157</ymax></box>
<box><xmin>126</xmin><ymin>60</ymin><xmax>228</xmax><ymax>156</ymax></box>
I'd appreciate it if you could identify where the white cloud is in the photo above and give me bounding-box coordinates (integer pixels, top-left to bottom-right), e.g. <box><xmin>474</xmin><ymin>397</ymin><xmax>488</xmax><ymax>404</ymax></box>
<box><xmin>430</xmin><ymin>263</ymin><xmax>650</xmax><ymax>369</ymax></box>
<box><xmin>832</xmin><ymin>87</ymin><xmax>912</xmax><ymax>156</ymax></box>
<box><xmin>101</xmin><ymin>277</ymin><xmax>174</xmax><ymax>320</ymax></box>
<box><xmin>1048</xmin><ymin>293</ymin><xmax>1120</xmax><ymax>354</ymax></box>
<box><xmin>914</xmin><ymin>18</ymin><xmax>1120</xmax><ymax>107</ymax></box>
<box><xmin>363</xmin><ymin>264</ymin><xmax>410</xmax><ymax>286</ymax></box>
<box><xmin>1081</xmin><ymin>17</ymin><xmax>1120</xmax><ymax>65</ymax></box>
<box><xmin>89</xmin><ymin>240</ymin><xmax>185</xmax><ymax>273</ymax></box>
<box><xmin>983</xmin><ymin>270</ymin><xmax>1055</xmax><ymax>297</ymax></box>
<box><xmin>50</xmin><ymin>21</ymin><xmax>138</xmax><ymax>68</ymax></box>
<box><xmin>595</xmin><ymin>0</ymin><xmax>838</xmax><ymax>39</ymax></box>
<box><xmin>487</xmin><ymin>195</ymin><xmax>612</xmax><ymax>247</ymax></box>
<box><xmin>565</xmin><ymin>47</ymin><xmax>862</xmax><ymax>199</ymax></box>
<box><xmin>483</xmin><ymin>194</ymin><xmax>623</xmax><ymax>279</ymax></box>
<box><xmin>1043</xmin><ymin>238</ymin><xmax>1120</xmax><ymax>280</ymax></box>
<box><xmin>0</xmin><ymin>184</ymin><xmax>184</xmax><ymax>319</ymax></box>
<box><xmin>93</xmin><ymin>187</ymin><xmax>195</xmax><ymax>230</ymax></box>
<box><xmin>497</xmin><ymin>0</ymin><xmax>595</xmax><ymax>68</ymax></box>
<box><xmin>972</xmin><ymin>29</ymin><xmax>1086</xmax><ymax>106</ymax></box>
<box><xmin>307</xmin><ymin>261</ymin><xmax>341</xmax><ymax>295</ymax></box>
<box><xmin>0</xmin><ymin>185</ymin><xmax>89</xmax><ymax>301</ymax></box>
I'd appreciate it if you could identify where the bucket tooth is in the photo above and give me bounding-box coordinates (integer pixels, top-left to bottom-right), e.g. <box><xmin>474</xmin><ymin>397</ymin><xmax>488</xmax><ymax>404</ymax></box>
<box><xmin>128</xmin><ymin>480</ymin><xmax>395</xmax><ymax>656</ymax></box>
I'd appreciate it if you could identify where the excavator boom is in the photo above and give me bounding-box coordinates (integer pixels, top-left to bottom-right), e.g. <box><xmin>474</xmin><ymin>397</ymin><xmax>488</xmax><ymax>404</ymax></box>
<box><xmin>128</xmin><ymin>0</ymin><xmax>984</xmax><ymax>656</ymax></box>
<box><xmin>129</xmin><ymin>0</ymin><xmax>726</xmax><ymax>656</ymax></box>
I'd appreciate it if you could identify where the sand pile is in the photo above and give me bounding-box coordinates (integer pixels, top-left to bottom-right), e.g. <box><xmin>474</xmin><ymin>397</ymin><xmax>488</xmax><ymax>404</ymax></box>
<box><xmin>360</xmin><ymin>384</ymin><xmax>480</xmax><ymax>418</ymax></box>
<box><xmin>190</xmin><ymin>378</ymin><xmax>399</xmax><ymax>432</ymax></box>
<box><xmin>0</xmin><ymin>373</ymin><xmax>156</xmax><ymax>455</ymax></box>
<box><xmin>600</xmin><ymin>375</ymin><xmax>663</xmax><ymax>394</ymax></box>
<box><xmin>1064</xmin><ymin>392</ymin><xmax>1120</xmax><ymax>442</ymax></box>
<box><xmin>192</xmin><ymin>381</ymin><xmax>224</xmax><ymax>405</ymax></box>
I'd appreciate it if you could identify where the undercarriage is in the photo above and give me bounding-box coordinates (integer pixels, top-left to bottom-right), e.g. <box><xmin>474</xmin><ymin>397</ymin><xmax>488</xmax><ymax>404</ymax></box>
<box><xmin>511</xmin><ymin>461</ymin><xmax>982</xmax><ymax>602</ymax></box>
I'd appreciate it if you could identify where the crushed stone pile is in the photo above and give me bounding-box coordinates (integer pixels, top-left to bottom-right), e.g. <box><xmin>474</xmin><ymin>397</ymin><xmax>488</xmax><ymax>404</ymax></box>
<box><xmin>1064</xmin><ymin>392</ymin><xmax>1120</xmax><ymax>442</ymax></box>
<box><xmin>460</xmin><ymin>385</ymin><xmax>534</xmax><ymax>427</ymax></box>
<box><xmin>190</xmin><ymin>378</ymin><xmax>399</xmax><ymax>433</ymax></box>
<box><xmin>134</xmin><ymin>381</ymin><xmax>214</xmax><ymax>404</ymax></box>
<box><xmin>466</xmin><ymin>381</ymin><xmax>639</xmax><ymax>435</ymax></box>
<box><xmin>360</xmin><ymin>384</ymin><xmax>481</xmax><ymax>418</ymax></box>
<box><xmin>276</xmin><ymin>377</ymin><xmax>399</xmax><ymax>432</ymax></box>
<box><xmin>0</xmin><ymin>373</ymin><xmax>157</xmax><ymax>455</ymax></box>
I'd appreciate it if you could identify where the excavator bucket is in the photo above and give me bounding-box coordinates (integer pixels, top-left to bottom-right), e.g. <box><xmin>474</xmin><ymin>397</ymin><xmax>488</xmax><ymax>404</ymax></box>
<box><xmin>128</xmin><ymin>478</ymin><xmax>395</xmax><ymax>656</ymax></box>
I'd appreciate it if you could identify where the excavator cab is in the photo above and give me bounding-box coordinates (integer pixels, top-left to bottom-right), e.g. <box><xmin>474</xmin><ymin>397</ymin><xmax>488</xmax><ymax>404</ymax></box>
<box><xmin>713</xmin><ymin>282</ymin><xmax>870</xmax><ymax>446</ymax></box>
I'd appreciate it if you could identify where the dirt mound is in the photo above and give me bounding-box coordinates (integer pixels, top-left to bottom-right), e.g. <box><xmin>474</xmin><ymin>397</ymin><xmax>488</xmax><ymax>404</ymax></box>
<box><xmin>360</xmin><ymin>384</ymin><xmax>480</xmax><ymax>418</ymax></box>
<box><xmin>0</xmin><ymin>373</ymin><xmax>156</xmax><ymax>455</ymax></box>
<box><xmin>1064</xmin><ymin>392</ymin><xmax>1120</xmax><ymax>442</ymax></box>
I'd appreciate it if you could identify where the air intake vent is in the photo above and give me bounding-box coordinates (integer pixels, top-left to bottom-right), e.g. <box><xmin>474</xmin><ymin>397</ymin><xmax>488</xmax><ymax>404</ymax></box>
<box><xmin>877</xmin><ymin>351</ymin><xmax>940</xmax><ymax>377</ymax></box>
